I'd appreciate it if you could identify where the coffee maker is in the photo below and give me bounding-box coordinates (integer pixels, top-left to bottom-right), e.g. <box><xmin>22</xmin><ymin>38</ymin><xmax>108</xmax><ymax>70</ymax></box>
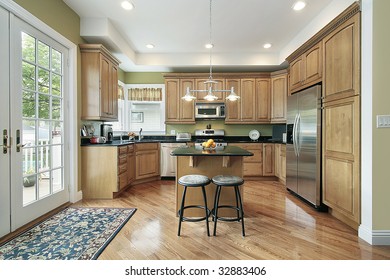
<box><xmin>100</xmin><ymin>124</ymin><xmax>113</xmax><ymax>143</ymax></box>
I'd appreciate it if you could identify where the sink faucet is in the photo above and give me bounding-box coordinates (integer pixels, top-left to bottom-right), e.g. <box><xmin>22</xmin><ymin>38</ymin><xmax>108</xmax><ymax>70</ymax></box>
<box><xmin>139</xmin><ymin>128</ymin><xmax>143</xmax><ymax>140</ymax></box>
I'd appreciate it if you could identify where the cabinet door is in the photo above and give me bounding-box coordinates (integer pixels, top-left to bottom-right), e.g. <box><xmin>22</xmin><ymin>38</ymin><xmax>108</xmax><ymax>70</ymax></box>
<box><xmin>256</xmin><ymin>78</ymin><xmax>270</xmax><ymax>122</ymax></box>
<box><xmin>195</xmin><ymin>78</ymin><xmax>225</xmax><ymax>101</ymax></box>
<box><xmin>323</xmin><ymin>13</ymin><xmax>360</xmax><ymax>102</ymax></box>
<box><xmin>271</xmin><ymin>74</ymin><xmax>287</xmax><ymax>123</ymax></box>
<box><xmin>225</xmin><ymin>79</ymin><xmax>241</xmax><ymax>123</ymax></box>
<box><xmin>263</xmin><ymin>143</ymin><xmax>275</xmax><ymax>176</ymax></box>
<box><xmin>127</xmin><ymin>145</ymin><xmax>135</xmax><ymax>184</ymax></box>
<box><xmin>110</xmin><ymin>62</ymin><xmax>118</xmax><ymax>120</ymax></box>
<box><xmin>179</xmin><ymin>78</ymin><xmax>195</xmax><ymax>122</ymax></box>
<box><xmin>100</xmin><ymin>54</ymin><xmax>111</xmax><ymax>118</ymax></box>
<box><xmin>304</xmin><ymin>43</ymin><xmax>322</xmax><ymax>85</ymax></box>
<box><xmin>274</xmin><ymin>144</ymin><xmax>281</xmax><ymax>178</ymax></box>
<box><xmin>136</xmin><ymin>150</ymin><xmax>160</xmax><ymax>179</ymax></box>
<box><xmin>240</xmin><ymin>79</ymin><xmax>256</xmax><ymax>122</ymax></box>
<box><xmin>165</xmin><ymin>79</ymin><xmax>180</xmax><ymax>122</ymax></box>
<box><xmin>289</xmin><ymin>57</ymin><xmax>303</xmax><ymax>93</ymax></box>
<box><xmin>322</xmin><ymin>96</ymin><xmax>360</xmax><ymax>225</ymax></box>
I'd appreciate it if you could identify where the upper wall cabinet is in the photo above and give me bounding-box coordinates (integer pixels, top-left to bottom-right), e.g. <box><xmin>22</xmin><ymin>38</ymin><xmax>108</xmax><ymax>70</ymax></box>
<box><xmin>289</xmin><ymin>42</ymin><xmax>322</xmax><ymax>94</ymax></box>
<box><xmin>270</xmin><ymin>71</ymin><xmax>287</xmax><ymax>123</ymax></box>
<box><xmin>165</xmin><ymin>78</ymin><xmax>195</xmax><ymax>123</ymax></box>
<box><xmin>80</xmin><ymin>44</ymin><xmax>120</xmax><ymax>121</ymax></box>
<box><xmin>323</xmin><ymin>13</ymin><xmax>360</xmax><ymax>103</ymax></box>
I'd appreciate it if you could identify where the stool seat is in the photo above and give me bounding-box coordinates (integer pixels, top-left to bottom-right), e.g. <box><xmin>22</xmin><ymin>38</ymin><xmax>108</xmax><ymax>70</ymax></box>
<box><xmin>177</xmin><ymin>174</ymin><xmax>211</xmax><ymax>236</ymax></box>
<box><xmin>179</xmin><ymin>174</ymin><xmax>210</xmax><ymax>187</ymax></box>
<box><xmin>212</xmin><ymin>175</ymin><xmax>243</xmax><ymax>186</ymax></box>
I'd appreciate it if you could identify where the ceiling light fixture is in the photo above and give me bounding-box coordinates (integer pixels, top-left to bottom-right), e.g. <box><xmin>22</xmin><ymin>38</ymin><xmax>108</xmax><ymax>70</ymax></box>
<box><xmin>146</xmin><ymin>44</ymin><xmax>155</xmax><ymax>49</ymax></box>
<box><xmin>183</xmin><ymin>0</ymin><xmax>238</xmax><ymax>102</ymax></box>
<box><xmin>121</xmin><ymin>1</ymin><xmax>134</xmax><ymax>10</ymax></box>
<box><xmin>292</xmin><ymin>1</ymin><xmax>306</xmax><ymax>11</ymax></box>
<box><xmin>263</xmin><ymin>43</ymin><xmax>272</xmax><ymax>49</ymax></box>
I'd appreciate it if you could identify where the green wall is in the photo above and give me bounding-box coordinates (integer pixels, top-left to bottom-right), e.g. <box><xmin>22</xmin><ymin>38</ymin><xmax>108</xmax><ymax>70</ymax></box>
<box><xmin>124</xmin><ymin>72</ymin><xmax>165</xmax><ymax>84</ymax></box>
<box><xmin>372</xmin><ymin>0</ymin><xmax>390</xmax><ymax>230</ymax></box>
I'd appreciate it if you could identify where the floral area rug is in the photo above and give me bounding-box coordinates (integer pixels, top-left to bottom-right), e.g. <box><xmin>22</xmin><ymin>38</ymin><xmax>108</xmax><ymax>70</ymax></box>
<box><xmin>0</xmin><ymin>207</ymin><xmax>136</xmax><ymax>260</ymax></box>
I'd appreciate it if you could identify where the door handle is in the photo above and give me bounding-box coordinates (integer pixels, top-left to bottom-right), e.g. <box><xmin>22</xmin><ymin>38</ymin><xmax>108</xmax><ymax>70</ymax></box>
<box><xmin>2</xmin><ymin>129</ymin><xmax>11</xmax><ymax>154</ymax></box>
<box><xmin>16</xmin><ymin>129</ymin><xmax>23</xmax><ymax>152</ymax></box>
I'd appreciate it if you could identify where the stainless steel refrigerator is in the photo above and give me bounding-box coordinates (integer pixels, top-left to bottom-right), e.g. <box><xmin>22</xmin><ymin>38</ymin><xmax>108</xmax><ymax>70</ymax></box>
<box><xmin>286</xmin><ymin>84</ymin><xmax>323</xmax><ymax>209</ymax></box>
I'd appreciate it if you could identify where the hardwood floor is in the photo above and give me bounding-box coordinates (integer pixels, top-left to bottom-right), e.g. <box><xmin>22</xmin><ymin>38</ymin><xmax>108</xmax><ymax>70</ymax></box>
<box><xmin>74</xmin><ymin>180</ymin><xmax>390</xmax><ymax>260</ymax></box>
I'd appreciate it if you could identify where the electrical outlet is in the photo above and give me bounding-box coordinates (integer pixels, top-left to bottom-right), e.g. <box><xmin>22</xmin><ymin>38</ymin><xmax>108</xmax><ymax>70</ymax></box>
<box><xmin>377</xmin><ymin>115</ymin><xmax>390</xmax><ymax>128</ymax></box>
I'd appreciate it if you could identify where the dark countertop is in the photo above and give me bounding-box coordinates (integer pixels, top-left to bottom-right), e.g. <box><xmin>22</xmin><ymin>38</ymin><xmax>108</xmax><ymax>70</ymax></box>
<box><xmin>80</xmin><ymin>135</ymin><xmax>286</xmax><ymax>146</ymax></box>
<box><xmin>171</xmin><ymin>146</ymin><xmax>254</xmax><ymax>157</ymax></box>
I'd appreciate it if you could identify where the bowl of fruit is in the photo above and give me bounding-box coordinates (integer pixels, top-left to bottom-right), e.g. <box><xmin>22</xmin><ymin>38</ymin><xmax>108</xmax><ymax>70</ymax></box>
<box><xmin>201</xmin><ymin>139</ymin><xmax>216</xmax><ymax>150</ymax></box>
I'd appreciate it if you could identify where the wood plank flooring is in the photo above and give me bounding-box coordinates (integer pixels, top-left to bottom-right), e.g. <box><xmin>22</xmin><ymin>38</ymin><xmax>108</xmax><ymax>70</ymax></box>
<box><xmin>74</xmin><ymin>180</ymin><xmax>390</xmax><ymax>260</ymax></box>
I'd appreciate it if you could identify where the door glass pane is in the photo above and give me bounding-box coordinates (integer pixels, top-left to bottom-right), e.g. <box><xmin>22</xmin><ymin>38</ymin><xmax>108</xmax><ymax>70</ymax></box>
<box><xmin>38</xmin><ymin>171</ymin><xmax>50</xmax><ymax>199</ymax></box>
<box><xmin>22</xmin><ymin>91</ymin><xmax>36</xmax><ymax>118</ymax></box>
<box><xmin>37</xmin><ymin>41</ymin><xmax>49</xmax><ymax>68</ymax></box>
<box><xmin>22</xmin><ymin>61</ymin><xmax>35</xmax><ymax>90</ymax></box>
<box><xmin>21</xmin><ymin>32</ymin><xmax>65</xmax><ymax>206</ymax></box>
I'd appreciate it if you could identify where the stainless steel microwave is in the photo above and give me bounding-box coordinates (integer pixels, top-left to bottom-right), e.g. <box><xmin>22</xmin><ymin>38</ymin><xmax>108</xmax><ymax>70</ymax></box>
<box><xmin>195</xmin><ymin>102</ymin><xmax>225</xmax><ymax>119</ymax></box>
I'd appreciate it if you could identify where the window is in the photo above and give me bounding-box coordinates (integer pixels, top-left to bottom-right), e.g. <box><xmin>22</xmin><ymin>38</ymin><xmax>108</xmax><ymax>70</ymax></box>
<box><xmin>112</xmin><ymin>84</ymin><xmax>165</xmax><ymax>135</ymax></box>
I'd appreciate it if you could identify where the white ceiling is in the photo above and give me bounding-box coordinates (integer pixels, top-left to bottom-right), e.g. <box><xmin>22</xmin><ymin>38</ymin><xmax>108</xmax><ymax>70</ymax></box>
<box><xmin>63</xmin><ymin>0</ymin><xmax>357</xmax><ymax>72</ymax></box>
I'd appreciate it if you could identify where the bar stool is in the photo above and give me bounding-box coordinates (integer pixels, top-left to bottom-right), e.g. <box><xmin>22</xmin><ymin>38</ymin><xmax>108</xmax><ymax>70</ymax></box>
<box><xmin>211</xmin><ymin>175</ymin><xmax>245</xmax><ymax>236</ymax></box>
<box><xmin>177</xmin><ymin>174</ymin><xmax>211</xmax><ymax>236</ymax></box>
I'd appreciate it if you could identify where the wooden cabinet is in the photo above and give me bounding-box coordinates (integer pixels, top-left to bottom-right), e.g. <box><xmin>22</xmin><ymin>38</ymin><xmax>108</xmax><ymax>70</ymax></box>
<box><xmin>233</xmin><ymin>143</ymin><xmax>263</xmax><ymax>177</ymax></box>
<box><xmin>165</xmin><ymin>78</ymin><xmax>195</xmax><ymax>123</ymax></box>
<box><xmin>322</xmin><ymin>96</ymin><xmax>360</xmax><ymax>228</ymax></box>
<box><xmin>323</xmin><ymin>13</ymin><xmax>360</xmax><ymax>103</ymax></box>
<box><xmin>232</xmin><ymin>143</ymin><xmax>275</xmax><ymax>178</ymax></box>
<box><xmin>195</xmin><ymin>78</ymin><xmax>226</xmax><ymax>101</ymax></box>
<box><xmin>270</xmin><ymin>72</ymin><xmax>287</xmax><ymax>123</ymax></box>
<box><xmin>321</xmin><ymin>12</ymin><xmax>361</xmax><ymax>228</ymax></box>
<box><xmin>81</xmin><ymin>144</ymin><xmax>134</xmax><ymax>199</ymax></box>
<box><xmin>275</xmin><ymin>144</ymin><xmax>286</xmax><ymax>184</ymax></box>
<box><xmin>240</xmin><ymin>79</ymin><xmax>256</xmax><ymax>122</ymax></box>
<box><xmin>80</xmin><ymin>44</ymin><xmax>120</xmax><ymax>121</ymax></box>
<box><xmin>256</xmin><ymin>78</ymin><xmax>271</xmax><ymax>122</ymax></box>
<box><xmin>289</xmin><ymin>42</ymin><xmax>322</xmax><ymax>94</ymax></box>
<box><xmin>262</xmin><ymin>143</ymin><xmax>275</xmax><ymax>176</ymax></box>
<box><xmin>225</xmin><ymin>78</ymin><xmax>241</xmax><ymax>123</ymax></box>
<box><xmin>135</xmin><ymin>143</ymin><xmax>160</xmax><ymax>180</ymax></box>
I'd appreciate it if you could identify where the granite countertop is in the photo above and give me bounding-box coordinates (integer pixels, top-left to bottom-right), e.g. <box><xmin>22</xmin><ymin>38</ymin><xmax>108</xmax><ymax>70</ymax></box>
<box><xmin>170</xmin><ymin>146</ymin><xmax>254</xmax><ymax>157</ymax></box>
<box><xmin>80</xmin><ymin>135</ymin><xmax>286</xmax><ymax>146</ymax></box>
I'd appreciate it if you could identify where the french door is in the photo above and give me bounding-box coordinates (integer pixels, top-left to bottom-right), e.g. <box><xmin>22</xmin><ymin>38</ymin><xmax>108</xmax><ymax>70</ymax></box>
<box><xmin>0</xmin><ymin>8</ymin><xmax>70</xmax><ymax>237</ymax></box>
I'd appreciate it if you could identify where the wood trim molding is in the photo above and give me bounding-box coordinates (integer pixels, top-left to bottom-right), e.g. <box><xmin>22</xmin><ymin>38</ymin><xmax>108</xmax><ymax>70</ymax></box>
<box><xmin>163</xmin><ymin>72</ymin><xmax>272</xmax><ymax>79</ymax></box>
<box><xmin>286</xmin><ymin>1</ymin><xmax>361</xmax><ymax>63</ymax></box>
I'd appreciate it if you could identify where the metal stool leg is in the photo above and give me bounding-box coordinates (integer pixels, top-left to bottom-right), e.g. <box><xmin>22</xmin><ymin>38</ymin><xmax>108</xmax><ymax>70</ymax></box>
<box><xmin>178</xmin><ymin>186</ymin><xmax>188</xmax><ymax>236</ymax></box>
<box><xmin>213</xmin><ymin>185</ymin><xmax>222</xmax><ymax>236</ymax></box>
<box><xmin>201</xmin><ymin>185</ymin><xmax>210</xmax><ymax>236</ymax></box>
<box><xmin>235</xmin><ymin>185</ymin><xmax>245</xmax><ymax>236</ymax></box>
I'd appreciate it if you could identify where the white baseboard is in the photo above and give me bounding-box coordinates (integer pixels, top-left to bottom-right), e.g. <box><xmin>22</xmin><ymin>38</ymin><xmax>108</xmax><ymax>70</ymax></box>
<box><xmin>359</xmin><ymin>225</ymin><xmax>390</xmax><ymax>245</ymax></box>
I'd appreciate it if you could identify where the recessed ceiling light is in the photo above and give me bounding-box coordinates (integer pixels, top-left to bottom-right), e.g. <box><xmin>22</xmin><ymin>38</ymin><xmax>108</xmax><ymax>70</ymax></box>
<box><xmin>263</xmin><ymin>43</ymin><xmax>272</xmax><ymax>49</ymax></box>
<box><xmin>121</xmin><ymin>1</ymin><xmax>134</xmax><ymax>10</ymax></box>
<box><xmin>292</xmin><ymin>1</ymin><xmax>306</xmax><ymax>11</ymax></box>
<box><xmin>146</xmin><ymin>44</ymin><xmax>155</xmax><ymax>49</ymax></box>
<box><xmin>205</xmin><ymin>43</ymin><xmax>214</xmax><ymax>49</ymax></box>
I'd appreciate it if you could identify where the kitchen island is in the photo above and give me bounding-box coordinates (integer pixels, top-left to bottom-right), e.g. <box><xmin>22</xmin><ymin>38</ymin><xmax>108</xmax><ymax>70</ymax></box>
<box><xmin>171</xmin><ymin>146</ymin><xmax>253</xmax><ymax>217</ymax></box>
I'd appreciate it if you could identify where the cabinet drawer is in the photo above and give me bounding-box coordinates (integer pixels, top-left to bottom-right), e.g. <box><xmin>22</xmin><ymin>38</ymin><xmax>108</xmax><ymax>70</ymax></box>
<box><xmin>233</xmin><ymin>143</ymin><xmax>262</xmax><ymax>150</ymax></box>
<box><xmin>118</xmin><ymin>146</ymin><xmax>128</xmax><ymax>155</ymax></box>
<box><xmin>244</xmin><ymin>149</ymin><xmax>262</xmax><ymax>162</ymax></box>
<box><xmin>243</xmin><ymin>162</ymin><xmax>263</xmax><ymax>176</ymax></box>
<box><xmin>136</xmin><ymin>143</ymin><xmax>159</xmax><ymax>152</ymax></box>
<box><xmin>118</xmin><ymin>163</ymin><xmax>127</xmax><ymax>175</ymax></box>
<box><xmin>118</xmin><ymin>154</ymin><xmax>127</xmax><ymax>165</ymax></box>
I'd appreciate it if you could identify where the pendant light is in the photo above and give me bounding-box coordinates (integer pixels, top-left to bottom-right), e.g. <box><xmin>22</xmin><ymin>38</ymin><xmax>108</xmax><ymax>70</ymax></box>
<box><xmin>183</xmin><ymin>0</ymin><xmax>239</xmax><ymax>102</ymax></box>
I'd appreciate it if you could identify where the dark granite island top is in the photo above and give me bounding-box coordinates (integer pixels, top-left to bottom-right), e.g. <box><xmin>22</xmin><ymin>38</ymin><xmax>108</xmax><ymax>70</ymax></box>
<box><xmin>171</xmin><ymin>145</ymin><xmax>254</xmax><ymax>157</ymax></box>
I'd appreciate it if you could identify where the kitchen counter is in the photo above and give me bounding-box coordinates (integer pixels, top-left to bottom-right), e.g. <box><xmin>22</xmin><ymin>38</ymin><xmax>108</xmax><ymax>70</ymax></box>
<box><xmin>171</xmin><ymin>145</ymin><xmax>253</xmax><ymax>157</ymax></box>
<box><xmin>80</xmin><ymin>135</ymin><xmax>285</xmax><ymax>146</ymax></box>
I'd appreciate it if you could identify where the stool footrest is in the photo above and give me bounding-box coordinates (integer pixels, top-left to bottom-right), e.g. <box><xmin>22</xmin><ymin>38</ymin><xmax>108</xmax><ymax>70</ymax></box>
<box><xmin>178</xmin><ymin>205</ymin><xmax>211</xmax><ymax>222</ymax></box>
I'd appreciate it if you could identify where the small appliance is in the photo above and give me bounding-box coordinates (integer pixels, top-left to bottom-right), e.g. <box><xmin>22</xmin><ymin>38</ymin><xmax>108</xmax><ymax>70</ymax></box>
<box><xmin>100</xmin><ymin>124</ymin><xmax>113</xmax><ymax>142</ymax></box>
<box><xmin>195</xmin><ymin>102</ymin><xmax>225</xmax><ymax>120</ymax></box>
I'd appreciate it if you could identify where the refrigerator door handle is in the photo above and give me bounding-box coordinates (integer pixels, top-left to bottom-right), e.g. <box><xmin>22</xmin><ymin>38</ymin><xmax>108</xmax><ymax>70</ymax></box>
<box><xmin>292</xmin><ymin>113</ymin><xmax>298</xmax><ymax>156</ymax></box>
<box><xmin>296</xmin><ymin>113</ymin><xmax>301</xmax><ymax>156</ymax></box>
